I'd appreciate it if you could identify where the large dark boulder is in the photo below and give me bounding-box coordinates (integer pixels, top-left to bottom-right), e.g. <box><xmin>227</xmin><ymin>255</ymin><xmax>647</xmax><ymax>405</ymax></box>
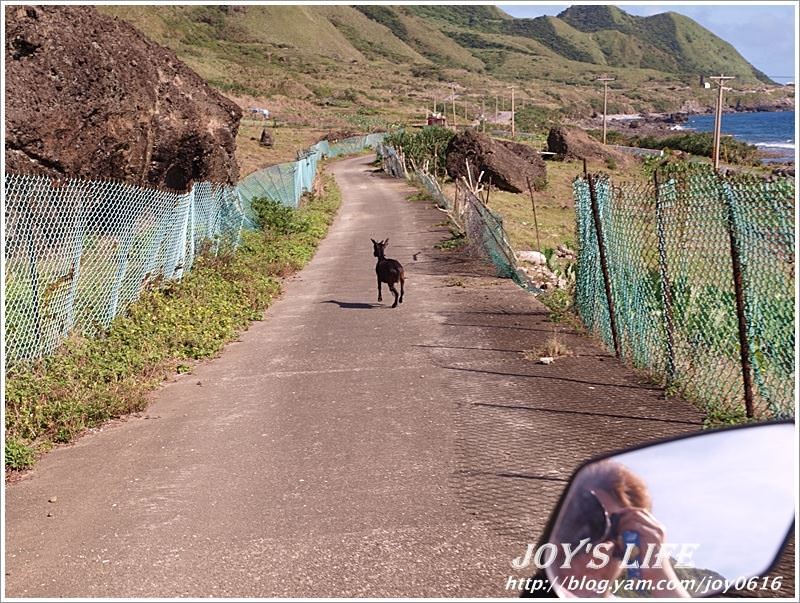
<box><xmin>5</xmin><ymin>5</ymin><xmax>241</xmax><ymax>191</ymax></box>
<box><xmin>259</xmin><ymin>128</ymin><xmax>274</xmax><ymax>148</ymax></box>
<box><xmin>546</xmin><ymin>126</ymin><xmax>630</xmax><ymax>166</ymax></box>
<box><xmin>445</xmin><ymin>129</ymin><xmax>547</xmax><ymax>193</ymax></box>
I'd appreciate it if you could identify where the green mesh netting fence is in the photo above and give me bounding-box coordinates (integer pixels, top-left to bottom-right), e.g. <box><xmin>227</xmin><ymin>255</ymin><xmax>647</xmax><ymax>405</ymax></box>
<box><xmin>574</xmin><ymin>165</ymin><xmax>795</xmax><ymax>419</ymax></box>
<box><xmin>4</xmin><ymin>133</ymin><xmax>384</xmax><ymax>363</ymax></box>
<box><xmin>239</xmin><ymin>133</ymin><xmax>385</xmax><ymax>209</ymax></box>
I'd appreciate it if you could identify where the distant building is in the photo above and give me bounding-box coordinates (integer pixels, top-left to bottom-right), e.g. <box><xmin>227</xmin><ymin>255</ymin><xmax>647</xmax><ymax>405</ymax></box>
<box><xmin>427</xmin><ymin>112</ymin><xmax>447</xmax><ymax>126</ymax></box>
<box><xmin>249</xmin><ymin>107</ymin><xmax>270</xmax><ymax>119</ymax></box>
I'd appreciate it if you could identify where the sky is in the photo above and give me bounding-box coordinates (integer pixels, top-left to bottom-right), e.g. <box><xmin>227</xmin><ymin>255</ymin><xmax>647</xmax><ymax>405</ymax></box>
<box><xmin>497</xmin><ymin>2</ymin><xmax>797</xmax><ymax>84</ymax></box>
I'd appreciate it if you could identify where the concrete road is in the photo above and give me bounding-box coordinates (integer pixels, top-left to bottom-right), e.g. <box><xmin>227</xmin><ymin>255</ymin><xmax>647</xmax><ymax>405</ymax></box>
<box><xmin>5</xmin><ymin>156</ymin><xmax>704</xmax><ymax>597</ymax></box>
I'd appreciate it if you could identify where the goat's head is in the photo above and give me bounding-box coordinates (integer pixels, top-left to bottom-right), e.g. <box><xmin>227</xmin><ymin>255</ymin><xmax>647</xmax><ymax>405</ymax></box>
<box><xmin>371</xmin><ymin>238</ymin><xmax>389</xmax><ymax>258</ymax></box>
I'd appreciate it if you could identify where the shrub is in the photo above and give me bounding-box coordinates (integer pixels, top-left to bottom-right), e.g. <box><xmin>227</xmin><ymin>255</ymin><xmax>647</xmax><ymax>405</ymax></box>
<box><xmin>589</xmin><ymin>129</ymin><xmax>760</xmax><ymax>165</ymax></box>
<box><xmin>384</xmin><ymin>127</ymin><xmax>455</xmax><ymax>173</ymax></box>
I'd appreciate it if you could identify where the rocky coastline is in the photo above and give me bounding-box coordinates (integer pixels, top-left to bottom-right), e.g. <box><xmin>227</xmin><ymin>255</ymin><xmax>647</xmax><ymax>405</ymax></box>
<box><xmin>576</xmin><ymin>104</ymin><xmax>795</xmax><ymax>170</ymax></box>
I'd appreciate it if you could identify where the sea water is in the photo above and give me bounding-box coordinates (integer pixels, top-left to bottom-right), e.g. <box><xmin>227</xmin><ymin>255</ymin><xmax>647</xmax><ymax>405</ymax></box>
<box><xmin>681</xmin><ymin>111</ymin><xmax>796</xmax><ymax>163</ymax></box>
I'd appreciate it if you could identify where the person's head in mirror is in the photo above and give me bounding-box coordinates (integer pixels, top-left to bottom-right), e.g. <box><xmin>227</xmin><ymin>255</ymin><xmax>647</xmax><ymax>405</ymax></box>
<box><xmin>549</xmin><ymin>460</ymin><xmax>689</xmax><ymax>598</ymax></box>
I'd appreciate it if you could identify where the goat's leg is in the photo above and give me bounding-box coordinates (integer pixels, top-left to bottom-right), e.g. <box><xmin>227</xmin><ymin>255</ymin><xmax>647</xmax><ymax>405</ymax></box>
<box><xmin>388</xmin><ymin>283</ymin><xmax>399</xmax><ymax>308</ymax></box>
<box><xmin>377</xmin><ymin>276</ymin><xmax>382</xmax><ymax>302</ymax></box>
<box><xmin>399</xmin><ymin>276</ymin><xmax>404</xmax><ymax>304</ymax></box>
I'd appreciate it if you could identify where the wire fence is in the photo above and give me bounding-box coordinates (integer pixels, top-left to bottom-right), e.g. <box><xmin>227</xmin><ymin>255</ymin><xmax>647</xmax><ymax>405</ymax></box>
<box><xmin>574</xmin><ymin>165</ymin><xmax>795</xmax><ymax>420</ymax></box>
<box><xmin>4</xmin><ymin>133</ymin><xmax>384</xmax><ymax>363</ymax></box>
<box><xmin>238</xmin><ymin>134</ymin><xmax>385</xmax><ymax>210</ymax></box>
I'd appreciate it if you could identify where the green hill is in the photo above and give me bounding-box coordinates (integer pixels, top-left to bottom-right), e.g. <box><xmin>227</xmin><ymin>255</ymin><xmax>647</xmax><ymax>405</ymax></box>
<box><xmin>558</xmin><ymin>6</ymin><xmax>772</xmax><ymax>82</ymax></box>
<box><xmin>98</xmin><ymin>3</ymin><xmax>786</xmax><ymax>128</ymax></box>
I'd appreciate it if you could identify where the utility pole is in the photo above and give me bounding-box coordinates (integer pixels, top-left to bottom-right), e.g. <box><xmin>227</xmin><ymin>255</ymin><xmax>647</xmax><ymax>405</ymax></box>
<box><xmin>709</xmin><ymin>74</ymin><xmax>735</xmax><ymax>170</ymax></box>
<box><xmin>511</xmin><ymin>86</ymin><xmax>515</xmax><ymax>138</ymax></box>
<box><xmin>451</xmin><ymin>85</ymin><xmax>457</xmax><ymax>129</ymax></box>
<box><xmin>596</xmin><ymin>75</ymin><xmax>615</xmax><ymax>144</ymax></box>
<box><xmin>495</xmin><ymin>94</ymin><xmax>498</xmax><ymax>121</ymax></box>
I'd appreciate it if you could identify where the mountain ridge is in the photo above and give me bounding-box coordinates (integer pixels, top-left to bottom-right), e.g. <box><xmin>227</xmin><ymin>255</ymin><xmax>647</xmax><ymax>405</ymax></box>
<box><xmin>98</xmin><ymin>4</ymin><xmax>789</xmax><ymax>123</ymax></box>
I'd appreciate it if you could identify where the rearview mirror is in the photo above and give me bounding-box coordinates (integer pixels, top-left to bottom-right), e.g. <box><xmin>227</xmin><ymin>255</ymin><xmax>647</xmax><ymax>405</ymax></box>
<box><xmin>542</xmin><ymin>422</ymin><xmax>795</xmax><ymax>597</ymax></box>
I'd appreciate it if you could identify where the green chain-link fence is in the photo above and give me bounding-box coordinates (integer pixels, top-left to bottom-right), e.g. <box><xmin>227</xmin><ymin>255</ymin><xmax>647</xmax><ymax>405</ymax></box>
<box><xmin>4</xmin><ymin>133</ymin><xmax>384</xmax><ymax>363</ymax></box>
<box><xmin>574</xmin><ymin>164</ymin><xmax>794</xmax><ymax>420</ymax></box>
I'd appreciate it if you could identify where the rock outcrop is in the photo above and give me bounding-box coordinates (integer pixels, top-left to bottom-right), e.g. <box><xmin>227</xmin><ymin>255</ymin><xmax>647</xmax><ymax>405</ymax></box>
<box><xmin>547</xmin><ymin>126</ymin><xmax>631</xmax><ymax>165</ymax></box>
<box><xmin>5</xmin><ymin>5</ymin><xmax>241</xmax><ymax>191</ymax></box>
<box><xmin>445</xmin><ymin>130</ymin><xmax>547</xmax><ymax>193</ymax></box>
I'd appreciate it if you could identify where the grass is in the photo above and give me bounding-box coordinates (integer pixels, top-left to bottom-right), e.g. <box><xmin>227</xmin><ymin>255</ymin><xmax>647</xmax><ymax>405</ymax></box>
<box><xmin>5</xmin><ymin>174</ymin><xmax>342</xmax><ymax>472</ymax></box>
<box><xmin>236</xmin><ymin>119</ymin><xmax>331</xmax><ymax>177</ymax></box>
<box><xmin>523</xmin><ymin>327</ymin><xmax>573</xmax><ymax>361</ymax></box>
<box><xmin>406</xmin><ymin>191</ymin><xmax>433</xmax><ymax>203</ymax></box>
<box><xmin>435</xmin><ymin>228</ymin><xmax>467</xmax><ymax>251</ymax></box>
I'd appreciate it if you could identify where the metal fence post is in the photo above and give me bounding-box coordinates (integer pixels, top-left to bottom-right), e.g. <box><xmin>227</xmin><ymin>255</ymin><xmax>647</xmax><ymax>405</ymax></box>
<box><xmin>587</xmin><ymin>173</ymin><xmax>622</xmax><ymax>359</ymax></box>
<box><xmin>186</xmin><ymin>184</ymin><xmax>196</xmax><ymax>273</ymax></box>
<box><xmin>654</xmin><ymin>171</ymin><xmax>676</xmax><ymax>383</ymax></box>
<box><xmin>106</xmin><ymin>221</ymin><xmax>138</xmax><ymax>326</ymax></box>
<box><xmin>165</xmin><ymin>193</ymin><xmax>190</xmax><ymax>280</ymax></box>
<box><xmin>64</xmin><ymin>183</ymin><xmax>88</xmax><ymax>335</ymax></box>
<box><xmin>721</xmin><ymin>178</ymin><xmax>756</xmax><ymax>418</ymax></box>
<box><xmin>23</xmin><ymin>199</ymin><xmax>43</xmax><ymax>357</ymax></box>
<box><xmin>293</xmin><ymin>161</ymin><xmax>302</xmax><ymax>207</ymax></box>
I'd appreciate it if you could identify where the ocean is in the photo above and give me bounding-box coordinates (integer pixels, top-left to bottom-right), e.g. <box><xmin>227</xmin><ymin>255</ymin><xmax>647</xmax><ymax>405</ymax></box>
<box><xmin>681</xmin><ymin>111</ymin><xmax>796</xmax><ymax>163</ymax></box>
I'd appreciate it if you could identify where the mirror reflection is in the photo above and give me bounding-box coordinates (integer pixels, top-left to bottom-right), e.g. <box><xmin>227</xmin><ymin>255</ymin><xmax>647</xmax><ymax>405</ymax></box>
<box><xmin>546</xmin><ymin>423</ymin><xmax>795</xmax><ymax>597</ymax></box>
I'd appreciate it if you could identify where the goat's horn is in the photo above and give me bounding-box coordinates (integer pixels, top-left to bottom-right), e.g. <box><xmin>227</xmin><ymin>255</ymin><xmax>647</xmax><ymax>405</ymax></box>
<box><xmin>383</xmin><ymin>238</ymin><xmax>389</xmax><ymax>245</ymax></box>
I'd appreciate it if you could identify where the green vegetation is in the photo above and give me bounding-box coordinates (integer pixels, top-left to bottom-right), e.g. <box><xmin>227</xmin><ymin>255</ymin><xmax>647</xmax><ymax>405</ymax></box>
<box><xmin>354</xmin><ymin>5</ymin><xmax>409</xmax><ymax>41</ymax></box>
<box><xmin>557</xmin><ymin>5</ymin><xmax>772</xmax><ymax>82</ymax></box>
<box><xmin>384</xmin><ymin>127</ymin><xmax>455</xmax><ymax>176</ymax></box>
<box><xmin>435</xmin><ymin>227</ymin><xmax>467</xmax><ymax>251</ymax></box>
<box><xmin>599</xmin><ymin>129</ymin><xmax>761</xmax><ymax>165</ymax></box>
<box><xmin>514</xmin><ymin>105</ymin><xmax>562</xmax><ymax>134</ymax></box>
<box><xmin>5</xmin><ymin>176</ymin><xmax>342</xmax><ymax>471</ymax></box>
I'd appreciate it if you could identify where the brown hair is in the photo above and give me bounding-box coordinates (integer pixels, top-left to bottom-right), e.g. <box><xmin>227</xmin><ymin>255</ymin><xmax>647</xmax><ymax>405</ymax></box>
<box><xmin>552</xmin><ymin>460</ymin><xmax>651</xmax><ymax>546</ymax></box>
<box><xmin>579</xmin><ymin>459</ymin><xmax>652</xmax><ymax>510</ymax></box>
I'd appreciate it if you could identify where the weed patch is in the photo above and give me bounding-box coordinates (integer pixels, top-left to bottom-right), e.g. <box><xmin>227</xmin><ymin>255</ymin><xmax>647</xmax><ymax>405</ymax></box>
<box><xmin>523</xmin><ymin>327</ymin><xmax>573</xmax><ymax>361</ymax></box>
<box><xmin>435</xmin><ymin>229</ymin><xmax>467</xmax><ymax>251</ymax></box>
<box><xmin>406</xmin><ymin>191</ymin><xmax>433</xmax><ymax>203</ymax></box>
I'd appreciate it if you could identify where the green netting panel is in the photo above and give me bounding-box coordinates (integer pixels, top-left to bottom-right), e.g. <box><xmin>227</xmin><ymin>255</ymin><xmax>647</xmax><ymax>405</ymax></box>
<box><xmin>721</xmin><ymin>175</ymin><xmax>795</xmax><ymax>417</ymax></box>
<box><xmin>4</xmin><ymin>175</ymin><xmax>246</xmax><ymax>363</ymax></box>
<box><xmin>4</xmin><ymin>133</ymin><xmax>385</xmax><ymax>363</ymax></box>
<box><xmin>238</xmin><ymin>161</ymin><xmax>301</xmax><ymax>208</ymax></box>
<box><xmin>414</xmin><ymin>170</ymin><xmax>450</xmax><ymax>210</ymax></box>
<box><xmin>376</xmin><ymin>142</ymin><xmax>405</xmax><ymax>179</ymax></box>
<box><xmin>463</xmin><ymin>190</ymin><xmax>517</xmax><ymax>280</ymax></box>
<box><xmin>574</xmin><ymin>165</ymin><xmax>795</xmax><ymax>419</ymax></box>
<box><xmin>237</xmin><ymin>134</ymin><xmax>384</xmax><ymax>209</ymax></box>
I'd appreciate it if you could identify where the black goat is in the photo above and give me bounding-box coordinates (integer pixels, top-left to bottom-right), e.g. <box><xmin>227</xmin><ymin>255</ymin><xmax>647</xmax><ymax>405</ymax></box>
<box><xmin>371</xmin><ymin>238</ymin><xmax>405</xmax><ymax>308</ymax></box>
